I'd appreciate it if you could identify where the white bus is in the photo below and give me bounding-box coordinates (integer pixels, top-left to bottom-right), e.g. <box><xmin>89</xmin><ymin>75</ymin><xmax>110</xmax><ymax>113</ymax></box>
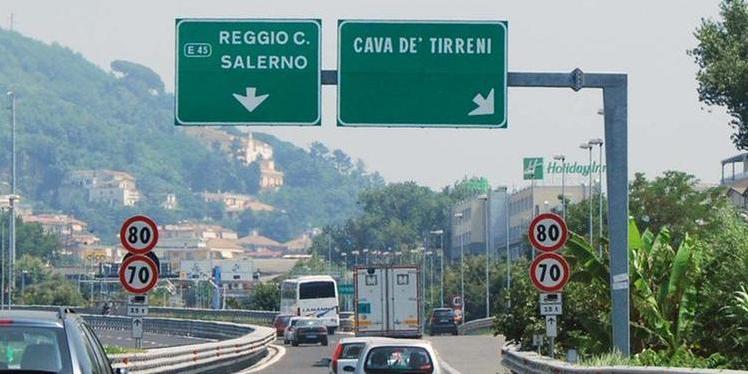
<box><xmin>280</xmin><ymin>275</ymin><xmax>340</xmax><ymax>333</ymax></box>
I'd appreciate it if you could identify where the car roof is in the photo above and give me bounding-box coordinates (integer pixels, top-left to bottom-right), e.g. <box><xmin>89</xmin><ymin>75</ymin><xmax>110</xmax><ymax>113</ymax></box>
<box><xmin>338</xmin><ymin>337</ymin><xmax>395</xmax><ymax>345</ymax></box>
<box><xmin>363</xmin><ymin>339</ymin><xmax>434</xmax><ymax>350</ymax></box>
<box><xmin>0</xmin><ymin>310</ymin><xmax>66</xmax><ymax>328</ymax></box>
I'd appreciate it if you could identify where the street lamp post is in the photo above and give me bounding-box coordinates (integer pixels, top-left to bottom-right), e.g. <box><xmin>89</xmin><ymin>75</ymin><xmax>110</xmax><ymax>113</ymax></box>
<box><xmin>478</xmin><ymin>194</ymin><xmax>490</xmax><ymax>318</ymax></box>
<box><xmin>7</xmin><ymin>92</ymin><xmax>16</xmax><ymax>310</ymax></box>
<box><xmin>589</xmin><ymin>138</ymin><xmax>604</xmax><ymax>257</ymax></box>
<box><xmin>429</xmin><ymin>229</ymin><xmax>445</xmax><ymax>307</ymax></box>
<box><xmin>363</xmin><ymin>249</ymin><xmax>368</xmax><ymax>266</ymax></box>
<box><xmin>454</xmin><ymin>212</ymin><xmax>464</xmax><ymax>324</ymax></box>
<box><xmin>553</xmin><ymin>155</ymin><xmax>566</xmax><ymax>219</ymax></box>
<box><xmin>580</xmin><ymin>143</ymin><xmax>594</xmax><ymax>243</ymax></box>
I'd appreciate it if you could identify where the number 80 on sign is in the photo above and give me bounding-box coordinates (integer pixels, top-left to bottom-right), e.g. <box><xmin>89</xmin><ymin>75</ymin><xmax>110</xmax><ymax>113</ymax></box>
<box><xmin>529</xmin><ymin>252</ymin><xmax>570</xmax><ymax>293</ymax></box>
<box><xmin>119</xmin><ymin>254</ymin><xmax>159</xmax><ymax>294</ymax></box>
<box><xmin>528</xmin><ymin>213</ymin><xmax>568</xmax><ymax>252</ymax></box>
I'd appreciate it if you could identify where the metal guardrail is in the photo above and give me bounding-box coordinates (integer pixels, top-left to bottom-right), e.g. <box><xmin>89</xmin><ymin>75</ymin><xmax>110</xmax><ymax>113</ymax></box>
<box><xmin>84</xmin><ymin>315</ymin><xmax>274</xmax><ymax>374</ymax></box>
<box><xmin>11</xmin><ymin>304</ymin><xmax>279</xmax><ymax>326</ymax></box>
<box><xmin>500</xmin><ymin>344</ymin><xmax>746</xmax><ymax>374</ymax></box>
<box><xmin>458</xmin><ymin>317</ymin><xmax>495</xmax><ymax>335</ymax></box>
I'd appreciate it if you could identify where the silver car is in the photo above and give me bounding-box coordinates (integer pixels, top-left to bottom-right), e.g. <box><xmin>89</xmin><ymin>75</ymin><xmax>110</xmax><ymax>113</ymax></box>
<box><xmin>329</xmin><ymin>337</ymin><xmax>394</xmax><ymax>374</ymax></box>
<box><xmin>345</xmin><ymin>339</ymin><xmax>445</xmax><ymax>374</ymax></box>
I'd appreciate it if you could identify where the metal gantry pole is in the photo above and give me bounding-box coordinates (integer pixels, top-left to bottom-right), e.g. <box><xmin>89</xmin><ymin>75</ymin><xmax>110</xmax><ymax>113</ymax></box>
<box><xmin>8</xmin><ymin>91</ymin><xmax>15</xmax><ymax>310</ymax></box>
<box><xmin>597</xmin><ymin>142</ymin><xmax>604</xmax><ymax>257</ymax></box>
<box><xmin>484</xmin><ymin>195</ymin><xmax>490</xmax><ymax>318</ymax></box>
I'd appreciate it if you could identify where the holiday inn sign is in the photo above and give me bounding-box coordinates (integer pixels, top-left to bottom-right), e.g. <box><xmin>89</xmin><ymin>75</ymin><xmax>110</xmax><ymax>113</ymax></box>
<box><xmin>523</xmin><ymin>157</ymin><xmax>606</xmax><ymax>181</ymax></box>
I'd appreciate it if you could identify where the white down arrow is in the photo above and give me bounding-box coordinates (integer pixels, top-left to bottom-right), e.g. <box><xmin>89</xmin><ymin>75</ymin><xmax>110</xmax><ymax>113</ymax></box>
<box><xmin>233</xmin><ymin>87</ymin><xmax>269</xmax><ymax>112</ymax></box>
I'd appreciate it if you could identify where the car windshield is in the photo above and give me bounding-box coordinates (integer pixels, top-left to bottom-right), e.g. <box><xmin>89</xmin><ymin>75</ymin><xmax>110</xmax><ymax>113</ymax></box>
<box><xmin>433</xmin><ymin>310</ymin><xmax>453</xmax><ymax>317</ymax></box>
<box><xmin>276</xmin><ymin>316</ymin><xmax>291</xmax><ymax>324</ymax></box>
<box><xmin>0</xmin><ymin>325</ymin><xmax>73</xmax><ymax>373</ymax></box>
<box><xmin>341</xmin><ymin>343</ymin><xmax>365</xmax><ymax>359</ymax></box>
<box><xmin>296</xmin><ymin>319</ymin><xmax>321</xmax><ymax>327</ymax></box>
<box><xmin>364</xmin><ymin>346</ymin><xmax>433</xmax><ymax>373</ymax></box>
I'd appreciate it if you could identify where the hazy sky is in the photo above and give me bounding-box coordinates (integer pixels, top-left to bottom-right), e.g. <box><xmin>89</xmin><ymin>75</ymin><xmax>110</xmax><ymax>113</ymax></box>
<box><xmin>0</xmin><ymin>0</ymin><xmax>735</xmax><ymax>189</ymax></box>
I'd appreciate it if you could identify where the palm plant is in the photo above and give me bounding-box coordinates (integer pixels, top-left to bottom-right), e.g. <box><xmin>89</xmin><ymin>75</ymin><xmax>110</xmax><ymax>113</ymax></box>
<box><xmin>563</xmin><ymin>218</ymin><xmax>703</xmax><ymax>357</ymax></box>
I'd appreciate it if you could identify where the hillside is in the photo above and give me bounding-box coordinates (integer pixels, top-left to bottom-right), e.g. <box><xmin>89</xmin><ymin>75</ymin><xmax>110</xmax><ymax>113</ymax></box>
<box><xmin>0</xmin><ymin>29</ymin><xmax>383</xmax><ymax>242</ymax></box>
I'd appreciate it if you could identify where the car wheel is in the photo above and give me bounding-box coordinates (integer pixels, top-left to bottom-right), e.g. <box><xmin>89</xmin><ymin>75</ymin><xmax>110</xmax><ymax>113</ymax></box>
<box><xmin>452</xmin><ymin>330</ymin><xmax>458</xmax><ymax>336</ymax></box>
<box><xmin>292</xmin><ymin>340</ymin><xmax>299</xmax><ymax>347</ymax></box>
<box><xmin>321</xmin><ymin>338</ymin><xmax>328</xmax><ymax>346</ymax></box>
<box><xmin>283</xmin><ymin>339</ymin><xmax>288</xmax><ymax>344</ymax></box>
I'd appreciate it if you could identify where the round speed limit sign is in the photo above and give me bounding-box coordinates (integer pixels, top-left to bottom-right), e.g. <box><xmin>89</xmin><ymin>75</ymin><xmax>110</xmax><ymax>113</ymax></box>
<box><xmin>529</xmin><ymin>252</ymin><xmax>571</xmax><ymax>292</ymax></box>
<box><xmin>528</xmin><ymin>213</ymin><xmax>568</xmax><ymax>252</ymax></box>
<box><xmin>120</xmin><ymin>215</ymin><xmax>159</xmax><ymax>255</ymax></box>
<box><xmin>119</xmin><ymin>254</ymin><xmax>159</xmax><ymax>294</ymax></box>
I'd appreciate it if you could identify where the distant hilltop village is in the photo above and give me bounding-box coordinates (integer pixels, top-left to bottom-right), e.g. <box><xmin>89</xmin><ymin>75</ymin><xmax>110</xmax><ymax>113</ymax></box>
<box><xmin>185</xmin><ymin>128</ymin><xmax>284</xmax><ymax>190</ymax></box>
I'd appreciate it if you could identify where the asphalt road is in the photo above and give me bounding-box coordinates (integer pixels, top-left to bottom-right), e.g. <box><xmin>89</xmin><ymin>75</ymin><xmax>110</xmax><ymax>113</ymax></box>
<box><xmin>261</xmin><ymin>333</ymin><xmax>506</xmax><ymax>374</ymax></box>
<box><xmin>93</xmin><ymin>328</ymin><xmax>213</xmax><ymax>349</ymax></box>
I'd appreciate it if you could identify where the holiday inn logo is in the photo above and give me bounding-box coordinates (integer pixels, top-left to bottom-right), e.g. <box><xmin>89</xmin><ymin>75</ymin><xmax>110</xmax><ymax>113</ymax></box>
<box><xmin>523</xmin><ymin>157</ymin><xmax>606</xmax><ymax>180</ymax></box>
<box><xmin>523</xmin><ymin>157</ymin><xmax>544</xmax><ymax>180</ymax></box>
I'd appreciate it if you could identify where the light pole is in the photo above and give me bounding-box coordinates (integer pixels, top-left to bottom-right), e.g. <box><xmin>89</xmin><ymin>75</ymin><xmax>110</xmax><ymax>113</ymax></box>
<box><xmin>553</xmin><ymin>155</ymin><xmax>566</xmax><ymax>219</ymax></box>
<box><xmin>580</xmin><ymin>143</ymin><xmax>594</xmax><ymax>243</ymax></box>
<box><xmin>429</xmin><ymin>229</ymin><xmax>444</xmax><ymax>307</ymax></box>
<box><xmin>454</xmin><ymin>212</ymin><xmax>464</xmax><ymax>324</ymax></box>
<box><xmin>341</xmin><ymin>252</ymin><xmax>347</xmax><ymax>269</ymax></box>
<box><xmin>589</xmin><ymin>138</ymin><xmax>604</xmax><ymax>257</ymax></box>
<box><xmin>478</xmin><ymin>194</ymin><xmax>490</xmax><ymax>318</ymax></box>
<box><xmin>363</xmin><ymin>249</ymin><xmax>368</xmax><ymax>266</ymax></box>
<box><xmin>498</xmin><ymin>186</ymin><xmax>511</xmax><ymax>309</ymax></box>
<box><xmin>7</xmin><ymin>91</ymin><xmax>16</xmax><ymax>309</ymax></box>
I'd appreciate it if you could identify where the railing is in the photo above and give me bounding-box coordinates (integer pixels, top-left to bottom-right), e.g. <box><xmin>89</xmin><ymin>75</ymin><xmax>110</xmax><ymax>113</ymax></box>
<box><xmin>84</xmin><ymin>315</ymin><xmax>274</xmax><ymax>374</ymax></box>
<box><xmin>500</xmin><ymin>344</ymin><xmax>746</xmax><ymax>374</ymax></box>
<box><xmin>458</xmin><ymin>317</ymin><xmax>495</xmax><ymax>335</ymax></box>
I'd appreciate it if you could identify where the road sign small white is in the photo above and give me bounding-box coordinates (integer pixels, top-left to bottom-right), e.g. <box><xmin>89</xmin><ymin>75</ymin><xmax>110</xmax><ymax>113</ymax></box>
<box><xmin>127</xmin><ymin>305</ymin><xmax>149</xmax><ymax>317</ymax></box>
<box><xmin>528</xmin><ymin>213</ymin><xmax>568</xmax><ymax>252</ymax></box>
<box><xmin>540</xmin><ymin>304</ymin><xmax>562</xmax><ymax>316</ymax></box>
<box><xmin>546</xmin><ymin>315</ymin><xmax>557</xmax><ymax>337</ymax></box>
<box><xmin>132</xmin><ymin>318</ymin><xmax>144</xmax><ymax>339</ymax></box>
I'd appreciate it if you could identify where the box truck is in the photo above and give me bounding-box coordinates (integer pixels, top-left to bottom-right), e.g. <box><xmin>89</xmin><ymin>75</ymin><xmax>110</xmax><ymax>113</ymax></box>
<box><xmin>354</xmin><ymin>265</ymin><xmax>421</xmax><ymax>338</ymax></box>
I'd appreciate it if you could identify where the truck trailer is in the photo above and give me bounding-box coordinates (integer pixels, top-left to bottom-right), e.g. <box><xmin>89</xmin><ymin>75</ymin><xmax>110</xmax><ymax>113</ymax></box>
<box><xmin>354</xmin><ymin>265</ymin><xmax>421</xmax><ymax>338</ymax></box>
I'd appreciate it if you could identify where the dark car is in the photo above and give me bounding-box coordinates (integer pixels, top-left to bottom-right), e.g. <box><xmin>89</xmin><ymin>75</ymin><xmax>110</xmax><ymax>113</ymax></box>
<box><xmin>0</xmin><ymin>308</ymin><xmax>127</xmax><ymax>373</ymax></box>
<box><xmin>272</xmin><ymin>314</ymin><xmax>293</xmax><ymax>337</ymax></box>
<box><xmin>429</xmin><ymin>308</ymin><xmax>458</xmax><ymax>336</ymax></box>
<box><xmin>285</xmin><ymin>318</ymin><xmax>328</xmax><ymax>346</ymax></box>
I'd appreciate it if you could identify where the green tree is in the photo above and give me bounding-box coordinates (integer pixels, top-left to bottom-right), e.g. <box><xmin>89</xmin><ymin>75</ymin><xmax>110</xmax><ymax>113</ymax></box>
<box><xmin>22</xmin><ymin>274</ymin><xmax>85</xmax><ymax>306</ymax></box>
<box><xmin>248</xmin><ymin>281</ymin><xmax>280</xmax><ymax>311</ymax></box>
<box><xmin>691</xmin><ymin>0</ymin><xmax>748</xmax><ymax>149</ymax></box>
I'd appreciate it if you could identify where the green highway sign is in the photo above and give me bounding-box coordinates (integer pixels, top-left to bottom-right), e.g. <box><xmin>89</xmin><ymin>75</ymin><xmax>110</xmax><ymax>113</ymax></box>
<box><xmin>338</xmin><ymin>283</ymin><xmax>354</xmax><ymax>295</ymax></box>
<box><xmin>524</xmin><ymin>157</ymin><xmax>544</xmax><ymax>180</ymax></box>
<box><xmin>337</xmin><ymin>20</ymin><xmax>507</xmax><ymax>128</ymax></box>
<box><xmin>175</xmin><ymin>19</ymin><xmax>321</xmax><ymax>126</ymax></box>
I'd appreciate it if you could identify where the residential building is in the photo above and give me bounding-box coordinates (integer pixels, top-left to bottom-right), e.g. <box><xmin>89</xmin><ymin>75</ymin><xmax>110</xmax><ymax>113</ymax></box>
<box><xmin>237</xmin><ymin>132</ymin><xmax>274</xmax><ymax>165</ymax></box>
<box><xmin>448</xmin><ymin>188</ymin><xmax>508</xmax><ymax>261</ymax></box>
<box><xmin>507</xmin><ymin>184</ymin><xmax>587</xmax><ymax>257</ymax></box>
<box><xmin>721</xmin><ymin>153</ymin><xmax>748</xmax><ymax>210</ymax></box>
<box><xmin>201</xmin><ymin>192</ymin><xmax>275</xmax><ymax>215</ymax></box>
<box><xmin>62</xmin><ymin>170</ymin><xmax>140</xmax><ymax>207</ymax></box>
<box><xmin>162</xmin><ymin>193</ymin><xmax>178</xmax><ymax>210</ymax></box>
<box><xmin>284</xmin><ymin>234</ymin><xmax>313</xmax><ymax>254</ymax></box>
<box><xmin>155</xmin><ymin>223</ymin><xmax>242</xmax><ymax>269</ymax></box>
<box><xmin>237</xmin><ymin>231</ymin><xmax>285</xmax><ymax>257</ymax></box>
<box><xmin>259</xmin><ymin>159</ymin><xmax>284</xmax><ymax>190</ymax></box>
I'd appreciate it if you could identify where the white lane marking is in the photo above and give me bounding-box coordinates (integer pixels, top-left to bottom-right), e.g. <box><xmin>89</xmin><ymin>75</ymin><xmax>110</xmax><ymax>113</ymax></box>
<box><xmin>238</xmin><ymin>344</ymin><xmax>286</xmax><ymax>373</ymax></box>
<box><xmin>440</xmin><ymin>360</ymin><xmax>462</xmax><ymax>374</ymax></box>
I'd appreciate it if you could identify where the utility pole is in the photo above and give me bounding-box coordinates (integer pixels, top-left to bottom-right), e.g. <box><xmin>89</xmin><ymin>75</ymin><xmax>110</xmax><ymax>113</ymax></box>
<box><xmin>480</xmin><ymin>194</ymin><xmax>490</xmax><ymax>318</ymax></box>
<box><xmin>8</xmin><ymin>91</ymin><xmax>16</xmax><ymax>310</ymax></box>
<box><xmin>501</xmin><ymin>186</ymin><xmax>511</xmax><ymax>309</ymax></box>
<box><xmin>454</xmin><ymin>212</ymin><xmax>465</xmax><ymax>324</ymax></box>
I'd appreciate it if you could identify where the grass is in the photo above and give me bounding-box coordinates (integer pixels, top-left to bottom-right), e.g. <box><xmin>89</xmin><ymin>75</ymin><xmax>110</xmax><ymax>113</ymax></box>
<box><xmin>578</xmin><ymin>351</ymin><xmax>634</xmax><ymax>367</ymax></box>
<box><xmin>104</xmin><ymin>345</ymin><xmax>146</xmax><ymax>355</ymax></box>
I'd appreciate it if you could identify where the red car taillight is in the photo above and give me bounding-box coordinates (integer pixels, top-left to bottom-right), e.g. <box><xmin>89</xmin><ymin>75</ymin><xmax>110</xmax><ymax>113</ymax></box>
<box><xmin>331</xmin><ymin>343</ymin><xmax>343</xmax><ymax>372</ymax></box>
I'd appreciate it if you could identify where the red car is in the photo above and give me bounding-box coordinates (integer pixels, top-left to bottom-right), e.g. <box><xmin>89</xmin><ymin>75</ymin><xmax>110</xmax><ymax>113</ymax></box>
<box><xmin>272</xmin><ymin>314</ymin><xmax>293</xmax><ymax>336</ymax></box>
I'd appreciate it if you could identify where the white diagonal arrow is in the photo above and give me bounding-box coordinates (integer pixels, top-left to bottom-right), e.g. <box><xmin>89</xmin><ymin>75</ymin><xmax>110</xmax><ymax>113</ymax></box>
<box><xmin>468</xmin><ymin>88</ymin><xmax>495</xmax><ymax>116</ymax></box>
<box><xmin>233</xmin><ymin>87</ymin><xmax>269</xmax><ymax>112</ymax></box>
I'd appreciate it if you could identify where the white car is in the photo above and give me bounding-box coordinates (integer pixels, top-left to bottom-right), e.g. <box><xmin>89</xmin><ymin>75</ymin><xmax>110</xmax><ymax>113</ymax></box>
<box><xmin>343</xmin><ymin>339</ymin><xmax>445</xmax><ymax>374</ymax></box>
<box><xmin>329</xmin><ymin>337</ymin><xmax>394</xmax><ymax>374</ymax></box>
